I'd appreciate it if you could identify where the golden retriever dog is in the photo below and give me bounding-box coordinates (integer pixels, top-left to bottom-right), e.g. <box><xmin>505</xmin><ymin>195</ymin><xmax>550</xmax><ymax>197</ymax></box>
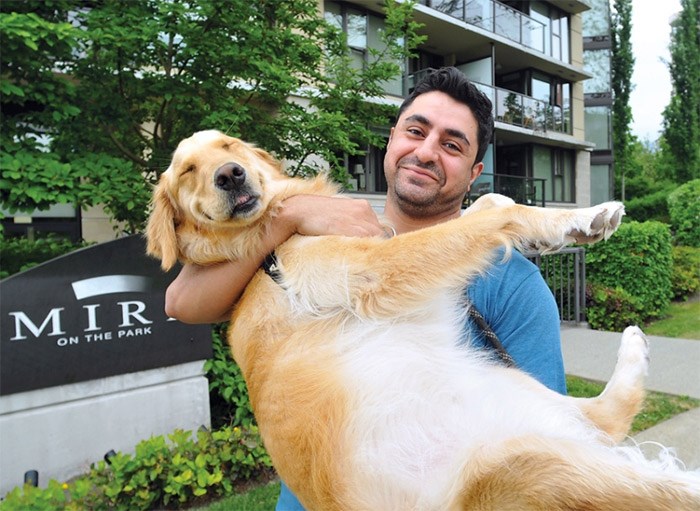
<box><xmin>147</xmin><ymin>130</ymin><xmax>700</xmax><ymax>510</ymax></box>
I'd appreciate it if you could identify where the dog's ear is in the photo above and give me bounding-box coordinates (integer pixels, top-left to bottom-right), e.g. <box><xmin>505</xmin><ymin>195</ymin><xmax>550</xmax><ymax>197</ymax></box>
<box><xmin>146</xmin><ymin>182</ymin><xmax>180</xmax><ymax>271</ymax></box>
<box><xmin>253</xmin><ymin>147</ymin><xmax>284</xmax><ymax>175</ymax></box>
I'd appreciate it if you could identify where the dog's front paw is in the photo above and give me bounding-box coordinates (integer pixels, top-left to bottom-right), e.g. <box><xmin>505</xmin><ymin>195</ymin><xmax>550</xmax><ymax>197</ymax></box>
<box><xmin>568</xmin><ymin>201</ymin><xmax>625</xmax><ymax>244</ymax></box>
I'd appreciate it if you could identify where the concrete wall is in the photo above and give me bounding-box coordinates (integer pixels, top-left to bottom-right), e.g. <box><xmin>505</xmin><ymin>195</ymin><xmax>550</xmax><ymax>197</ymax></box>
<box><xmin>0</xmin><ymin>361</ymin><xmax>210</xmax><ymax>496</ymax></box>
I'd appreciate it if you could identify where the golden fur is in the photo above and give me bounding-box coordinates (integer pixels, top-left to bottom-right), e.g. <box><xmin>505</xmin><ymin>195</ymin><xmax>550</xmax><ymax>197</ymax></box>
<box><xmin>147</xmin><ymin>130</ymin><xmax>700</xmax><ymax>510</ymax></box>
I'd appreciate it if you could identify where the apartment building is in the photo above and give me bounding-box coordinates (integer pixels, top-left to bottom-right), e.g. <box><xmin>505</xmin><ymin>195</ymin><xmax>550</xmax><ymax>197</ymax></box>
<box><xmin>582</xmin><ymin>0</ymin><xmax>615</xmax><ymax>204</ymax></box>
<box><xmin>327</xmin><ymin>0</ymin><xmax>606</xmax><ymax>210</ymax></box>
<box><xmin>5</xmin><ymin>1</ymin><xmax>613</xmax><ymax>244</ymax></box>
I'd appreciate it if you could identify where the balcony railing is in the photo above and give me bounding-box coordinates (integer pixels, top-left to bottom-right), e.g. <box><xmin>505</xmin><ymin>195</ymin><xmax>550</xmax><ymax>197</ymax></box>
<box><xmin>490</xmin><ymin>86</ymin><xmax>569</xmax><ymax>133</ymax></box>
<box><xmin>406</xmin><ymin>71</ymin><xmax>570</xmax><ymax>134</ymax></box>
<box><xmin>421</xmin><ymin>0</ymin><xmax>546</xmax><ymax>53</ymax></box>
<box><xmin>465</xmin><ymin>172</ymin><xmax>546</xmax><ymax>207</ymax></box>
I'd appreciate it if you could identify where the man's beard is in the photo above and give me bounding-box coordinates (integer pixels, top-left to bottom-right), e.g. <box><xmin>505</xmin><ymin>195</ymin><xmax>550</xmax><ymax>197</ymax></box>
<box><xmin>391</xmin><ymin>157</ymin><xmax>466</xmax><ymax>217</ymax></box>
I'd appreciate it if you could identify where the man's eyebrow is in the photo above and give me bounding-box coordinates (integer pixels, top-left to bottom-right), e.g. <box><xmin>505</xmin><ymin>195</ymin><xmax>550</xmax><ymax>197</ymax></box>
<box><xmin>403</xmin><ymin>114</ymin><xmax>471</xmax><ymax>146</ymax></box>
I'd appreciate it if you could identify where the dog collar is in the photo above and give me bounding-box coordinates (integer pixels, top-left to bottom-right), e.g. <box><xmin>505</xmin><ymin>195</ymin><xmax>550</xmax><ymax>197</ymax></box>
<box><xmin>262</xmin><ymin>252</ymin><xmax>284</xmax><ymax>286</ymax></box>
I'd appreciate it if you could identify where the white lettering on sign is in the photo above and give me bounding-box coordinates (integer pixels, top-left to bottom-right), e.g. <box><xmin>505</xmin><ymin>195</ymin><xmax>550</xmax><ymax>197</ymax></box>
<box><xmin>118</xmin><ymin>301</ymin><xmax>153</xmax><ymax>327</ymax></box>
<box><xmin>7</xmin><ymin>302</ymin><xmax>155</xmax><ymax>341</ymax></box>
<box><xmin>9</xmin><ymin>308</ymin><xmax>66</xmax><ymax>340</ymax></box>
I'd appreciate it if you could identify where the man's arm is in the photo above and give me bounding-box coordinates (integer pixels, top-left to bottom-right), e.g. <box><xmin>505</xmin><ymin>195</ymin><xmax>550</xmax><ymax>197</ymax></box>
<box><xmin>164</xmin><ymin>195</ymin><xmax>386</xmax><ymax>324</ymax></box>
<box><xmin>467</xmin><ymin>251</ymin><xmax>566</xmax><ymax>394</ymax></box>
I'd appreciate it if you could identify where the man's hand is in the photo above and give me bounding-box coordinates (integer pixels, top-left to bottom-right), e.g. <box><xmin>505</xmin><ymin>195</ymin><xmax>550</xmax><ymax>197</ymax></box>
<box><xmin>279</xmin><ymin>194</ymin><xmax>386</xmax><ymax>238</ymax></box>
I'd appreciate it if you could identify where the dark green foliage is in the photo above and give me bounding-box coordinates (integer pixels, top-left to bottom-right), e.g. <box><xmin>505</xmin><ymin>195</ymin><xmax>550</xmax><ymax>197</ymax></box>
<box><xmin>660</xmin><ymin>0</ymin><xmax>700</xmax><ymax>182</ymax></box>
<box><xmin>611</xmin><ymin>0</ymin><xmax>635</xmax><ymax>198</ymax></box>
<box><xmin>1</xmin><ymin>0</ymin><xmax>423</xmax><ymax>233</ymax></box>
<box><xmin>205</xmin><ymin>324</ymin><xmax>256</xmax><ymax>429</ymax></box>
<box><xmin>671</xmin><ymin>245</ymin><xmax>700</xmax><ymax>299</ymax></box>
<box><xmin>667</xmin><ymin>179</ymin><xmax>700</xmax><ymax>246</ymax></box>
<box><xmin>623</xmin><ymin>187</ymin><xmax>672</xmax><ymax>223</ymax></box>
<box><xmin>0</xmin><ymin>235</ymin><xmax>89</xmax><ymax>279</ymax></box>
<box><xmin>586</xmin><ymin>221</ymin><xmax>673</xmax><ymax>327</ymax></box>
<box><xmin>585</xmin><ymin>283</ymin><xmax>644</xmax><ymax>331</ymax></box>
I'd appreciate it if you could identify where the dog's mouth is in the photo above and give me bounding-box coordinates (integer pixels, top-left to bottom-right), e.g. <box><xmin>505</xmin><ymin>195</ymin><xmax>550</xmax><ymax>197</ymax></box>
<box><xmin>229</xmin><ymin>192</ymin><xmax>260</xmax><ymax>217</ymax></box>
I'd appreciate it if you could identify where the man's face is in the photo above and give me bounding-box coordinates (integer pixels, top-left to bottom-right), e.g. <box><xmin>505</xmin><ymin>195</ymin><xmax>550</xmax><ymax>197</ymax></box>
<box><xmin>384</xmin><ymin>91</ymin><xmax>484</xmax><ymax>218</ymax></box>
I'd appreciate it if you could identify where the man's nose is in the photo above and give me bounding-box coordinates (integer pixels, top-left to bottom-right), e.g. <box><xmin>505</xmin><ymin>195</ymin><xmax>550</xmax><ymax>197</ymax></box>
<box><xmin>414</xmin><ymin>135</ymin><xmax>438</xmax><ymax>163</ymax></box>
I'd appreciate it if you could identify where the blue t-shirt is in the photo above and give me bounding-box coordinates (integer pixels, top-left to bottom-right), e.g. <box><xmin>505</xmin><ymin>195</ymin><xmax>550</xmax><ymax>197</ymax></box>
<box><xmin>275</xmin><ymin>250</ymin><xmax>566</xmax><ymax>510</ymax></box>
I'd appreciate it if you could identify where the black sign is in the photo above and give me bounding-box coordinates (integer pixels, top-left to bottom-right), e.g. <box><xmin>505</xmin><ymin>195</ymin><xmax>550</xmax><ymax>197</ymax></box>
<box><xmin>1</xmin><ymin>235</ymin><xmax>212</xmax><ymax>395</ymax></box>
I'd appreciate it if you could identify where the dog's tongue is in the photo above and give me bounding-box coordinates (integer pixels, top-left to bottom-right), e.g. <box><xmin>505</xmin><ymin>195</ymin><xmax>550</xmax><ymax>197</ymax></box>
<box><xmin>236</xmin><ymin>194</ymin><xmax>251</xmax><ymax>206</ymax></box>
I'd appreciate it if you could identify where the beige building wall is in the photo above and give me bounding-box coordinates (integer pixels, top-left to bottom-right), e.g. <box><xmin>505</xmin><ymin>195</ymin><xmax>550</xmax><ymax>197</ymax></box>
<box><xmin>81</xmin><ymin>205</ymin><xmax>122</xmax><ymax>243</ymax></box>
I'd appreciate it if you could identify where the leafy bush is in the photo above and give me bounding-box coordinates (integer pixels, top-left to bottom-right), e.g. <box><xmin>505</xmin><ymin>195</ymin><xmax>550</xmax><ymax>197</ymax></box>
<box><xmin>0</xmin><ymin>426</ymin><xmax>272</xmax><ymax>511</ymax></box>
<box><xmin>585</xmin><ymin>283</ymin><xmax>644</xmax><ymax>331</ymax></box>
<box><xmin>667</xmin><ymin>179</ymin><xmax>700</xmax><ymax>247</ymax></box>
<box><xmin>586</xmin><ymin>221</ymin><xmax>673</xmax><ymax>327</ymax></box>
<box><xmin>0</xmin><ymin>235</ymin><xmax>88</xmax><ymax>279</ymax></box>
<box><xmin>671</xmin><ymin>246</ymin><xmax>700</xmax><ymax>300</ymax></box>
<box><xmin>205</xmin><ymin>324</ymin><xmax>256</xmax><ymax>429</ymax></box>
<box><xmin>623</xmin><ymin>188</ymin><xmax>672</xmax><ymax>223</ymax></box>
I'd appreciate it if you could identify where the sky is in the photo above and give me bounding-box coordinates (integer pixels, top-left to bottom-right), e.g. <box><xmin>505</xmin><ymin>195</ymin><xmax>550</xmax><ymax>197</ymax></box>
<box><xmin>628</xmin><ymin>0</ymin><xmax>681</xmax><ymax>142</ymax></box>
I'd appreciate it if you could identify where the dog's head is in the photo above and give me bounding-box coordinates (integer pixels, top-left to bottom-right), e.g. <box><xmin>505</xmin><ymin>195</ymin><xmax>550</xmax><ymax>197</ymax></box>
<box><xmin>146</xmin><ymin>130</ymin><xmax>285</xmax><ymax>269</ymax></box>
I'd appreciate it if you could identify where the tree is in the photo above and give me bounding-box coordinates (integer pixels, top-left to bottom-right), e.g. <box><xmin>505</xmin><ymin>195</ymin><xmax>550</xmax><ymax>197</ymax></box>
<box><xmin>1</xmin><ymin>0</ymin><xmax>423</xmax><ymax>234</ymax></box>
<box><xmin>661</xmin><ymin>0</ymin><xmax>700</xmax><ymax>183</ymax></box>
<box><xmin>610</xmin><ymin>0</ymin><xmax>634</xmax><ymax>200</ymax></box>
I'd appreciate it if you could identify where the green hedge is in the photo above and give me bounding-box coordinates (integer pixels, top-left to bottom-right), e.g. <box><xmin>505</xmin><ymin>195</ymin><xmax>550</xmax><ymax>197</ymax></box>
<box><xmin>668</xmin><ymin>179</ymin><xmax>700</xmax><ymax>247</ymax></box>
<box><xmin>0</xmin><ymin>426</ymin><xmax>272</xmax><ymax>511</ymax></box>
<box><xmin>586</xmin><ymin>221</ymin><xmax>673</xmax><ymax>329</ymax></box>
<box><xmin>671</xmin><ymin>245</ymin><xmax>700</xmax><ymax>300</ymax></box>
<box><xmin>623</xmin><ymin>187</ymin><xmax>672</xmax><ymax>223</ymax></box>
<box><xmin>0</xmin><ymin>235</ymin><xmax>88</xmax><ymax>279</ymax></box>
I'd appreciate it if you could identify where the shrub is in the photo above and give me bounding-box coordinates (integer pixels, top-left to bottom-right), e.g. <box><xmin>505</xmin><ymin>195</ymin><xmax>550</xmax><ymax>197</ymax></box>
<box><xmin>586</xmin><ymin>221</ymin><xmax>673</xmax><ymax>326</ymax></box>
<box><xmin>205</xmin><ymin>324</ymin><xmax>256</xmax><ymax>429</ymax></box>
<box><xmin>0</xmin><ymin>235</ymin><xmax>88</xmax><ymax>279</ymax></box>
<box><xmin>667</xmin><ymin>179</ymin><xmax>700</xmax><ymax>247</ymax></box>
<box><xmin>671</xmin><ymin>246</ymin><xmax>700</xmax><ymax>300</ymax></box>
<box><xmin>623</xmin><ymin>186</ymin><xmax>674</xmax><ymax>223</ymax></box>
<box><xmin>585</xmin><ymin>283</ymin><xmax>644</xmax><ymax>331</ymax></box>
<box><xmin>0</xmin><ymin>426</ymin><xmax>272</xmax><ymax>511</ymax></box>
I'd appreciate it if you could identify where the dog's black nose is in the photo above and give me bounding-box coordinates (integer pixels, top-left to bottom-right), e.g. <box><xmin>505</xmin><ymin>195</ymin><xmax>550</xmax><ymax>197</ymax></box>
<box><xmin>214</xmin><ymin>163</ymin><xmax>246</xmax><ymax>191</ymax></box>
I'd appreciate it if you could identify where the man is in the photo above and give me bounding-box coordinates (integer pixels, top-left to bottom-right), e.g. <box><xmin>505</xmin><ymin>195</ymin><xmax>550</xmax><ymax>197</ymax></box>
<box><xmin>165</xmin><ymin>67</ymin><xmax>565</xmax><ymax>510</ymax></box>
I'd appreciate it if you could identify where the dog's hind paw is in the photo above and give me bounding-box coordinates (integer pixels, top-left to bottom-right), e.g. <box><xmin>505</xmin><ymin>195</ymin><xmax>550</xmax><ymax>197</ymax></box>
<box><xmin>567</xmin><ymin>201</ymin><xmax>625</xmax><ymax>245</ymax></box>
<box><xmin>617</xmin><ymin>326</ymin><xmax>650</xmax><ymax>381</ymax></box>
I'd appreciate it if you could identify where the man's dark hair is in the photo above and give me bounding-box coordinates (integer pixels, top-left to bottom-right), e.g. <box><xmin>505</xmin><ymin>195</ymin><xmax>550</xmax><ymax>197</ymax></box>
<box><xmin>397</xmin><ymin>67</ymin><xmax>494</xmax><ymax>165</ymax></box>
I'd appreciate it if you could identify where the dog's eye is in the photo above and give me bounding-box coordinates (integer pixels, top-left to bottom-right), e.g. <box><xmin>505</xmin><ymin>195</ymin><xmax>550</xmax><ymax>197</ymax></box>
<box><xmin>181</xmin><ymin>164</ymin><xmax>196</xmax><ymax>176</ymax></box>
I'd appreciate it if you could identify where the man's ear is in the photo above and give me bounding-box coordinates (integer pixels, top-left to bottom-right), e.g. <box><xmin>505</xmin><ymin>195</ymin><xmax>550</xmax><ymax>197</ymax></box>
<box><xmin>145</xmin><ymin>183</ymin><xmax>180</xmax><ymax>271</ymax></box>
<box><xmin>467</xmin><ymin>162</ymin><xmax>484</xmax><ymax>192</ymax></box>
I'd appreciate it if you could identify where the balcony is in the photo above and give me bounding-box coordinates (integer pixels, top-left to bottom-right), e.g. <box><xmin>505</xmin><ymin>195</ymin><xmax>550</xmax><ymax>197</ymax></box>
<box><xmin>406</xmin><ymin>71</ymin><xmax>570</xmax><ymax>134</ymax></box>
<box><xmin>422</xmin><ymin>0</ymin><xmax>546</xmax><ymax>54</ymax></box>
<box><xmin>490</xmin><ymin>86</ymin><xmax>569</xmax><ymax>134</ymax></box>
<box><xmin>466</xmin><ymin>173</ymin><xmax>546</xmax><ymax>207</ymax></box>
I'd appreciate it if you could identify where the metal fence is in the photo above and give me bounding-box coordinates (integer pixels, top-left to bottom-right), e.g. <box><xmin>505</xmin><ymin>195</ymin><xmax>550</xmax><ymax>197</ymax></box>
<box><xmin>525</xmin><ymin>247</ymin><xmax>586</xmax><ymax>324</ymax></box>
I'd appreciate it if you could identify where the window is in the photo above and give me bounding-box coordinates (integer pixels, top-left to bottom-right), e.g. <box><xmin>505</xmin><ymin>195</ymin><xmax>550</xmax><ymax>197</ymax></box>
<box><xmin>583</xmin><ymin>49</ymin><xmax>611</xmax><ymax>93</ymax></box>
<box><xmin>590</xmin><ymin>164</ymin><xmax>613</xmax><ymax>204</ymax></box>
<box><xmin>585</xmin><ymin>106</ymin><xmax>612</xmax><ymax>150</ymax></box>
<box><xmin>325</xmin><ymin>1</ymin><xmax>403</xmax><ymax>96</ymax></box>
<box><xmin>532</xmin><ymin>145</ymin><xmax>574</xmax><ymax>203</ymax></box>
<box><xmin>529</xmin><ymin>2</ymin><xmax>570</xmax><ymax>63</ymax></box>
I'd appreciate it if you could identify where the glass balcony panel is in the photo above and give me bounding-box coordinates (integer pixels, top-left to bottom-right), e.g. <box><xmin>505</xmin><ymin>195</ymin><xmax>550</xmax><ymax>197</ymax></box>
<box><xmin>523</xmin><ymin>17</ymin><xmax>545</xmax><ymax>52</ymax></box>
<box><xmin>468</xmin><ymin>172</ymin><xmax>546</xmax><ymax>207</ymax></box>
<box><xmin>432</xmin><ymin>0</ymin><xmax>465</xmax><ymax>19</ymax></box>
<box><xmin>466</xmin><ymin>0</ymin><xmax>491</xmax><ymax>30</ymax></box>
<box><xmin>494</xmin><ymin>3</ymin><xmax>519</xmax><ymax>41</ymax></box>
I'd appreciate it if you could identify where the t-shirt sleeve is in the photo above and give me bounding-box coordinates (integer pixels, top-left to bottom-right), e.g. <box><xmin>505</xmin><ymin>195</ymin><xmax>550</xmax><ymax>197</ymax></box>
<box><xmin>467</xmin><ymin>251</ymin><xmax>567</xmax><ymax>395</ymax></box>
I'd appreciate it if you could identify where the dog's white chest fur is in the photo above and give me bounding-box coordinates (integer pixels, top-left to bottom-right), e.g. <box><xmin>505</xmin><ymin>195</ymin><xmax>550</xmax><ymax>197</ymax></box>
<box><xmin>333</xmin><ymin>293</ymin><xmax>597</xmax><ymax>509</ymax></box>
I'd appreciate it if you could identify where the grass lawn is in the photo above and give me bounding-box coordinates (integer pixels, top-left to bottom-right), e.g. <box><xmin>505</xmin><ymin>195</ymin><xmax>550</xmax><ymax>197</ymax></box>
<box><xmin>566</xmin><ymin>375</ymin><xmax>700</xmax><ymax>434</ymax></box>
<box><xmin>644</xmin><ymin>299</ymin><xmax>700</xmax><ymax>340</ymax></box>
<box><xmin>188</xmin><ymin>480</ymin><xmax>280</xmax><ymax>511</ymax></box>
